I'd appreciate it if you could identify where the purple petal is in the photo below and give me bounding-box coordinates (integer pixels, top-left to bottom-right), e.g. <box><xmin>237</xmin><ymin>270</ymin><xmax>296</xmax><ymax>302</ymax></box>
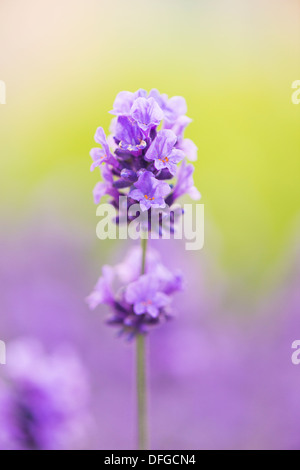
<box><xmin>86</xmin><ymin>265</ymin><xmax>114</xmax><ymax>309</ymax></box>
<box><xmin>147</xmin><ymin>304</ymin><xmax>159</xmax><ymax>318</ymax></box>
<box><xmin>94</xmin><ymin>127</ymin><xmax>112</xmax><ymax>165</ymax></box>
<box><xmin>125</xmin><ymin>278</ymin><xmax>145</xmax><ymax>304</ymax></box>
<box><xmin>129</xmin><ymin>188</ymin><xmax>144</xmax><ymax>202</ymax></box>
<box><xmin>93</xmin><ymin>182</ymin><xmax>107</xmax><ymax>204</ymax></box>
<box><xmin>110</xmin><ymin>91</ymin><xmax>135</xmax><ymax>116</ymax></box>
<box><xmin>148</xmin><ymin>89</ymin><xmax>168</xmax><ymax>110</ymax></box>
<box><xmin>131</xmin><ymin>97</ymin><xmax>164</xmax><ymax>132</ymax></box>
<box><xmin>164</xmin><ymin>115</ymin><xmax>192</xmax><ymax>140</ymax></box>
<box><xmin>145</xmin><ymin>129</ymin><xmax>177</xmax><ymax>162</ymax></box>
<box><xmin>115</xmin><ymin>116</ymin><xmax>146</xmax><ymax>152</ymax></box>
<box><xmin>189</xmin><ymin>186</ymin><xmax>201</xmax><ymax>200</ymax></box>
<box><xmin>180</xmin><ymin>138</ymin><xmax>198</xmax><ymax>161</ymax></box>
<box><xmin>134</xmin><ymin>303</ymin><xmax>147</xmax><ymax>315</ymax></box>
<box><xmin>133</xmin><ymin>171</ymin><xmax>156</xmax><ymax>194</ymax></box>
<box><xmin>134</xmin><ymin>89</ymin><xmax>148</xmax><ymax>99</ymax></box>
<box><xmin>139</xmin><ymin>200</ymin><xmax>152</xmax><ymax>211</ymax></box>
<box><xmin>164</xmin><ymin>96</ymin><xmax>187</xmax><ymax>123</ymax></box>
<box><xmin>154</xmin><ymin>181</ymin><xmax>171</xmax><ymax>199</ymax></box>
<box><xmin>90</xmin><ymin>148</ymin><xmax>107</xmax><ymax>171</ymax></box>
<box><xmin>153</xmin><ymin>291</ymin><xmax>170</xmax><ymax>308</ymax></box>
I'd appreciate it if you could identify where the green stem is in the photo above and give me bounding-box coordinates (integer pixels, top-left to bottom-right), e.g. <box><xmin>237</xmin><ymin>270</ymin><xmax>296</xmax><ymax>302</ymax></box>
<box><xmin>141</xmin><ymin>237</ymin><xmax>148</xmax><ymax>275</ymax></box>
<box><xmin>136</xmin><ymin>334</ymin><xmax>147</xmax><ymax>450</ymax></box>
<box><xmin>136</xmin><ymin>236</ymin><xmax>148</xmax><ymax>450</ymax></box>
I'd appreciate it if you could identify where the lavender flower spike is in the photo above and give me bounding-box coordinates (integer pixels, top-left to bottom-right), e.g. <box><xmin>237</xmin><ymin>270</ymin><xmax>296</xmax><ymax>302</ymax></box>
<box><xmin>87</xmin><ymin>88</ymin><xmax>200</xmax><ymax>450</ymax></box>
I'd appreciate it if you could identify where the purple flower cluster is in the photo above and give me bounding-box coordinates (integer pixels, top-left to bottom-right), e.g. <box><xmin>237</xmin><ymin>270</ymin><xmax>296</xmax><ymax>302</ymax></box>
<box><xmin>88</xmin><ymin>90</ymin><xmax>200</xmax><ymax>337</ymax></box>
<box><xmin>87</xmin><ymin>246</ymin><xmax>183</xmax><ymax>337</ymax></box>
<box><xmin>90</xmin><ymin>89</ymin><xmax>200</xmax><ymax>213</ymax></box>
<box><xmin>0</xmin><ymin>339</ymin><xmax>91</xmax><ymax>450</ymax></box>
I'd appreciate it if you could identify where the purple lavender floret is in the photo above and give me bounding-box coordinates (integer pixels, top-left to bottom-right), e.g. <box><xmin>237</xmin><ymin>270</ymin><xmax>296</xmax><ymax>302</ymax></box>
<box><xmin>145</xmin><ymin>129</ymin><xmax>184</xmax><ymax>175</ymax></box>
<box><xmin>129</xmin><ymin>171</ymin><xmax>171</xmax><ymax>211</ymax></box>
<box><xmin>131</xmin><ymin>97</ymin><xmax>164</xmax><ymax>134</ymax></box>
<box><xmin>115</xmin><ymin>116</ymin><xmax>147</xmax><ymax>153</ymax></box>
<box><xmin>90</xmin><ymin>89</ymin><xmax>200</xmax><ymax>222</ymax></box>
<box><xmin>125</xmin><ymin>274</ymin><xmax>170</xmax><ymax>318</ymax></box>
<box><xmin>93</xmin><ymin>164</ymin><xmax>119</xmax><ymax>204</ymax></box>
<box><xmin>86</xmin><ymin>246</ymin><xmax>183</xmax><ymax>338</ymax></box>
<box><xmin>166</xmin><ymin>160</ymin><xmax>201</xmax><ymax>206</ymax></box>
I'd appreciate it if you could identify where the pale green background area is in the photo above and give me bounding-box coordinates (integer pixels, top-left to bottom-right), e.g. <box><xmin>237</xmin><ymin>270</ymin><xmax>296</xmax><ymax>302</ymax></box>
<box><xmin>0</xmin><ymin>0</ymin><xmax>299</xmax><ymax>290</ymax></box>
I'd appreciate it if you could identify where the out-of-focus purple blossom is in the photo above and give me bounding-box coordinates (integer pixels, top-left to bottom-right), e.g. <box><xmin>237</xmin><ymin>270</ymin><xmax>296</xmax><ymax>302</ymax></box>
<box><xmin>4</xmin><ymin>221</ymin><xmax>300</xmax><ymax>449</ymax></box>
<box><xmin>86</xmin><ymin>265</ymin><xmax>115</xmax><ymax>309</ymax></box>
<box><xmin>0</xmin><ymin>339</ymin><xmax>91</xmax><ymax>450</ymax></box>
<box><xmin>125</xmin><ymin>274</ymin><xmax>170</xmax><ymax>318</ymax></box>
<box><xmin>86</xmin><ymin>245</ymin><xmax>183</xmax><ymax>337</ymax></box>
<box><xmin>115</xmin><ymin>245</ymin><xmax>161</xmax><ymax>284</ymax></box>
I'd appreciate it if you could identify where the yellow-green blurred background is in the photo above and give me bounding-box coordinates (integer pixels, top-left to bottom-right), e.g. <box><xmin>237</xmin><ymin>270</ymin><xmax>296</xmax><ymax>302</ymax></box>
<box><xmin>1</xmin><ymin>0</ymin><xmax>299</xmax><ymax>291</ymax></box>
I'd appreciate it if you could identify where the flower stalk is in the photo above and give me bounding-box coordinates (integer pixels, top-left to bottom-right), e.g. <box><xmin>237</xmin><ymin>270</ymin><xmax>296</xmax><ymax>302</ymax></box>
<box><xmin>137</xmin><ymin>237</ymin><xmax>148</xmax><ymax>450</ymax></box>
<box><xmin>87</xmin><ymin>88</ymin><xmax>200</xmax><ymax>449</ymax></box>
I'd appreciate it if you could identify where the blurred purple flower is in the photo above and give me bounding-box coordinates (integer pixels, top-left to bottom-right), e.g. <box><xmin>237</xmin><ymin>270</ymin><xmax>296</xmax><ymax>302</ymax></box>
<box><xmin>3</xmin><ymin>223</ymin><xmax>300</xmax><ymax>449</ymax></box>
<box><xmin>0</xmin><ymin>339</ymin><xmax>91</xmax><ymax>450</ymax></box>
<box><xmin>125</xmin><ymin>274</ymin><xmax>170</xmax><ymax>318</ymax></box>
<box><xmin>86</xmin><ymin>245</ymin><xmax>183</xmax><ymax>337</ymax></box>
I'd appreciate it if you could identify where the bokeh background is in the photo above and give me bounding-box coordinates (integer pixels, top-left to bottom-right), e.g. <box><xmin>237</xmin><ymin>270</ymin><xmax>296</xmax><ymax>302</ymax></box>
<box><xmin>0</xmin><ymin>0</ymin><xmax>300</xmax><ymax>450</ymax></box>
